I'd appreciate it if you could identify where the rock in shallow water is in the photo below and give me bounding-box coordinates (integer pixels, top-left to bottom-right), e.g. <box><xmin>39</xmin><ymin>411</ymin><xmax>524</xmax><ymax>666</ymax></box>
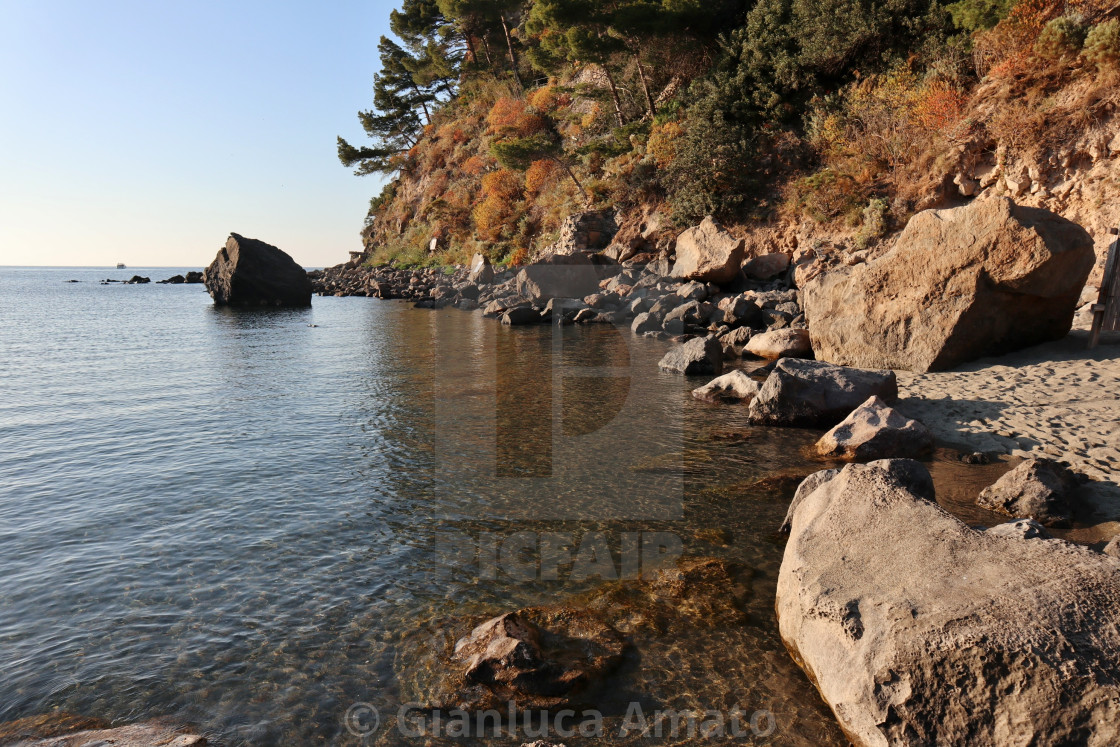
<box><xmin>691</xmin><ymin>370</ymin><xmax>760</xmax><ymax>403</ymax></box>
<box><xmin>203</xmin><ymin>233</ymin><xmax>311</xmax><ymax>307</ymax></box>
<box><xmin>0</xmin><ymin>715</ymin><xmax>205</xmax><ymax>746</ymax></box>
<box><xmin>748</xmin><ymin>359</ymin><xmax>897</xmax><ymax>428</ymax></box>
<box><xmin>744</xmin><ymin>328</ymin><xmax>812</xmax><ymax>360</ymax></box>
<box><xmin>815</xmin><ymin>395</ymin><xmax>933</xmax><ymax>460</ymax></box>
<box><xmin>778</xmin><ymin>459</ymin><xmax>1120</xmax><ymax>746</ymax></box>
<box><xmin>977</xmin><ymin>457</ymin><xmax>1081</xmax><ymax>526</ymax></box>
<box><xmin>657</xmin><ymin>335</ymin><xmax>723</xmax><ymax>375</ymax></box>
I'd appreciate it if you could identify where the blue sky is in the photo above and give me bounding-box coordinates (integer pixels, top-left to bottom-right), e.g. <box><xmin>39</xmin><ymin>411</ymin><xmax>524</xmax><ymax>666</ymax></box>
<box><xmin>0</xmin><ymin>0</ymin><xmax>395</xmax><ymax>268</ymax></box>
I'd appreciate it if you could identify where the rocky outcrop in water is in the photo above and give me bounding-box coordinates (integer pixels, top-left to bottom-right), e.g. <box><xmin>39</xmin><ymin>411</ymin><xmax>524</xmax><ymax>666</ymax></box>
<box><xmin>658</xmin><ymin>336</ymin><xmax>723</xmax><ymax>375</ymax></box>
<box><xmin>802</xmin><ymin>198</ymin><xmax>1095</xmax><ymax>372</ymax></box>
<box><xmin>692</xmin><ymin>370</ymin><xmax>761</xmax><ymax>403</ymax></box>
<box><xmin>204</xmin><ymin>233</ymin><xmax>311</xmax><ymax>307</ymax></box>
<box><xmin>815</xmin><ymin>395</ymin><xmax>933</xmax><ymax>461</ymax></box>
<box><xmin>748</xmin><ymin>359</ymin><xmax>898</xmax><ymax>428</ymax></box>
<box><xmin>778</xmin><ymin>459</ymin><xmax>1120</xmax><ymax>746</ymax></box>
<box><xmin>977</xmin><ymin>457</ymin><xmax>1082</xmax><ymax>526</ymax></box>
<box><xmin>0</xmin><ymin>714</ymin><xmax>205</xmax><ymax>746</ymax></box>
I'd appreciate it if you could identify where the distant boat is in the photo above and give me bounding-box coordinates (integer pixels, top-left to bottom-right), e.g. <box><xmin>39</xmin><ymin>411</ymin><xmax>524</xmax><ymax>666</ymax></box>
<box><xmin>116</xmin><ymin>263</ymin><xmax>126</xmax><ymax>269</ymax></box>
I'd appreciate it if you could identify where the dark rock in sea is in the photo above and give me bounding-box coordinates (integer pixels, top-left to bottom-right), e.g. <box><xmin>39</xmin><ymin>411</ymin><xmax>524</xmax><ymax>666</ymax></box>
<box><xmin>501</xmin><ymin>307</ymin><xmax>544</xmax><ymax>326</ymax></box>
<box><xmin>433</xmin><ymin>608</ymin><xmax>626</xmax><ymax>710</ymax></box>
<box><xmin>630</xmin><ymin>311</ymin><xmax>661</xmax><ymax>335</ymax></box>
<box><xmin>778</xmin><ymin>459</ymin><xmax>1120</xmax><ymax>745</ymax></box>
<box><xmin>748</xmin><ymin>358</ymin><xmax>898</xmax><ymax>428</ymax></box>
<box><xmin>65</xmin><ymin>279</ymin><xmax>80</xmax><ymax>283</ymax></box>
<box><xmin>977</xmin><ymin>457</ymin><xmax>1081</xmax><ymax>526</ymax></box>
<box><xmin>159</xmin><ymin>275</ymin><xmax>186</xmax><ymax>284</ymax></box>
<box><xmin>125</xmin><ymin>275</ymin><xmax>151</xmax><ymax>284</ymax></box>
<box><xmin>203</xmin><ymin>233</ymin><xmax>312</xmax><ymax>307</ymax></box>
<box><xmin>184</xmin><ymin>271</ymin><xmax>204</xmax><ymax>283</ymax></box>
<box><xmin>658</xmin><ymin>335</ymin><xmax>723</xmax><ymax>375</ymax></box>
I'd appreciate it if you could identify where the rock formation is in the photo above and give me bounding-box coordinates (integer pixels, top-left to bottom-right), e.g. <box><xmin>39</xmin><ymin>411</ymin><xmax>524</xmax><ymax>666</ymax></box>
<box><xmin>748</xmin><ymin>359</ymin><xmax>898</xmax><ymax>427</ymax></box>
<box><xmin>778</xmin><ymin>459</ymin><xmax>1120</xmax><ymax>746</ymax></box>
<box><xmin>670</xmin><ymin>216</ymin><xmax>745</xmax><ymax>285</ymax></box>
<box><xmin>203</xmin><ymin>233</ymin><xmax>312</xmax><ymax>307</ymax></box>
<box><xmin>977</xmin><ymin>457</ymin><xmax>1081</xmax><ymax>526</ymax></box>
<box><xmin>815</xmin><ymin>395</ymin><xmax>933</xmax><ymax>460</ymax></box>
<box><xmin>691</xmin><ymin>370</ymin><xmax>761</xmax><ymax>403</ymax></box>
<box><xmin>802</xmin><ymin>198</ymin><xmax>1095</xmax><ymax>371</ymax></box>
<box><xmin>658</xmin><ymin>336</ymin><xmax>723</xmax><ymax>375</ymax></box>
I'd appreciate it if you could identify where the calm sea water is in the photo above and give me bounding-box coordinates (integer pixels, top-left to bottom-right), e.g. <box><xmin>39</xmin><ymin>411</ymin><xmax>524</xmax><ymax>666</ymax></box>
<box><xmin>0</xmin><ymin>267</ymin><xmax>865</xmax><ymax>745</ymax></box>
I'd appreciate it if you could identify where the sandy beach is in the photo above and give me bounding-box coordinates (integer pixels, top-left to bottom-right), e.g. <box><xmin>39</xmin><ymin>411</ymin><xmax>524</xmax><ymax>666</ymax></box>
<box><xmin>896</xmin><ymin>319</ymin><xmax>1120</xmax><ymax>526</ymax></box>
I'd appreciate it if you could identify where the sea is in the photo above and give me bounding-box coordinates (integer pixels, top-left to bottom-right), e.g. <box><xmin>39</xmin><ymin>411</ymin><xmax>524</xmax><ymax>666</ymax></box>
<box><xmin>0</xmin><ymin>266</ymin><xmax>876</xmax><ymax>745</ymax></box>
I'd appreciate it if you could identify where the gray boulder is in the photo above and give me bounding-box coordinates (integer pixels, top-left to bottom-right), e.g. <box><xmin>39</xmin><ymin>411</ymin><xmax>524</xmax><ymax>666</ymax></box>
<box><xmin>748</xmin><ymin>359</ymin><xmax>898</xmax><ymax>428</ymax></box>
<box><xmin>670</xmin><ymin>216</ymin><xmax>745</xmax><ymax>285</ymax></box>
<box><xmin>658</xmin><ymin>336</ymin><xmax>723</xmax><ymax>375</ymax></box>
<box><xmin>977</xmin><ymin>458</ymin><xmax>1080</xmax><ymax>526</ymax></box>
<box><xmin>515</xmin><ymin>255</ymin><xmax>601</xmax><ymax>303</ymax></box>
<box><xmin>691</xmin><ymin>370</ymin><xmax>761</xmax><ymax>403</ymax></box>
<box><xmin>203</xmin><ymin>233</ymin><xmax>311</xmax><ymax>307</ymax></box>
<box><xmin>815</xmin><ymin>395</ymin><xmax>933</xmax><ymax>460</ymax></box>
<box><xmin>719</xmin><ymin>327</ymin><xmax>754</xmax><ymax>358</ymax></box>
<box><xmin>631</xmin><ymin>311</ymin><xmax>662</xmax><ymax>335</ymax></box>
<box><xmin>778</xmin><ymin>459</ymin><xmax>1120</xmax><ymax>746</ymax></box>
<box><xmin>501</xmin><ymin>307</ymin><xmax>544</xmax><ymax>326</ymax></box>
<box><xmin>0</xmin><ymin>717</ymin><xmax>206</xmax><ymax>746</ymax></box>
<box><xmin>742</xmin><ymin>252</ymin><xmax>791</xmax><ymax>280</ymax></box>
<box><xmin>469</xmin><ymin>253</ymin><xmax>494</xmax><ymax>284</ymax></box>
<box><xmin>802</xmin><ymin>198</ymin><xmax>1095</xmax><ymax>372</ymax></box>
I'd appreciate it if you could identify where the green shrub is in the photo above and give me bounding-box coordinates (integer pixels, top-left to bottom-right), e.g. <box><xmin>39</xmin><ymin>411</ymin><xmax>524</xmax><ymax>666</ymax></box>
<box><xmin>1083</xmin><ymin>19</ymin><xmax>1120</xmax><ymax>69</ymax></box>
<box><xmin>1034</xmin><ymin>16</ymin><xmax>1088</xmax><ymax>62</ymax></box>
<box><xmin>946</xmin><ymin>0</ymin><xmax>1014</xmax><ymax>33</ymax></box>
<box><xmin>855</xmin><ymin>197</ymin><xmax>890</xmax><ymax>248</ymax></box>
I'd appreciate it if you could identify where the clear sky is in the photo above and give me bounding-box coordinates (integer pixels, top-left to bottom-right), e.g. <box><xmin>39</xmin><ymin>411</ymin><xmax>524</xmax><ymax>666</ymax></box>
<box><xmin>0</xmin><ymin>0</ymin><xmax>394</xmax><ymax>268</ymax></box>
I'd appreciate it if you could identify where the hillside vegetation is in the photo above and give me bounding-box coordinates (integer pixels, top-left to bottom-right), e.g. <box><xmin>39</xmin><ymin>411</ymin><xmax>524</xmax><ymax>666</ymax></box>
<box><xmin>339</xmin><ymin>0</ymin><xmax>1120</xmax><ymax>269</ymax></box>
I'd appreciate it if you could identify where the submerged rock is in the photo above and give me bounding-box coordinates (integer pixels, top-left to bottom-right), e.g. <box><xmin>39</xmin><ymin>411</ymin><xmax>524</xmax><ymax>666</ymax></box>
<box><xmin>0</xmin><ymin>714</ymin><xmax>205</xmax><ymax>746</ymax></box>
<box><xmin>778</xmin><ymin>459</ymin><xmax>1120</xmax><ymax>746</ymax></box>
<box><xmin>748</xmin><ymin>359</ymin><xmax>898</xmax><ymax>428</ymax></box>
<box><xmin>691</xmin><ymin>370</ymin><xmax>761</xmax><ymax>403</ymax></box>
<box><xmin>815</xmin><ymin>395</ymin><xmax>933</xmax><ymax>461</ymax></box>
<box><xmin>802</xmin><ymin>198</ymin><xmax>1095</xmax><ymax>372</ymax></box>
<box><xmin>203</xmin><ymin>233</ymin><xmax>312</xmax><ymax>307</ymax></box>
<box><xmin>658</xmin><ymin>336</ymin><xmax>723</xmax><ymax>375</ymax></box>
<box><xmin>977</xmin><ymin>458</ymin><xmax>1081</xmax><ymax>526</ymax></box>
<box><xmin>435</xmin><ymin>608</ymin><xmax>627</xmax><ymax>710</ymax></box>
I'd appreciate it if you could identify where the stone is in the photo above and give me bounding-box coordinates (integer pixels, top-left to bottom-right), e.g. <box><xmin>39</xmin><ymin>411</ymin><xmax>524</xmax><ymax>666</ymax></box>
<box><xmin>515</xmin><ymin>258</ymin><xmax>601</xmax><ymax>303</ymax></box>
<box><xmin>987</xmin><ymin>518</ymin><xmax>1051</xmax><ymax>540</ymax></box>
<box><xmin>670</xmin><ymin>216</ymin><xmax>746</xmax><ymax>285</ymax></box>
<box><xmin>125</xmin><ymin>275</ymin><xmax>151</xmax><ymax>284</ymax></box>
<box><xmin>802</xmin><ymin>198</ymin><xmax>1095</xmax><ymax>372</ymax></box>
<box><xmin>744</xmin><ymin>328</ymin><xmax>812</xmax><ymax>359</ymax></box>
<box><xmin>158</xmin><ymin>275</ymin><xmax>186</xmax><ymax>284</ymax></box>
<box><xmin>501</xmin><ymin>307</ymin><xmax>544</xmax><ymax>326</ymax></box>
<box><xmin>469</xmin><ymin>253</ymin><xmax>494</xmax><ymax>284</ymax></box>
<box><xmin>815</xmin><ymin>395</ymin><xmax>934</xmax><ymax>461</ymax></box>
<box><xmin>778</xmin><ymin>459</ymin><xmax>1120</xmax><ymax>746</ymax></box>
<box><xmin>722</xmin><ymin>296</ymin><xmax>763</xmax><ymax>327</ymax></box>
<box><xmin>719</xmin><ymin>326</ymin><xmax>754</xmax><ymax>358</ymax></box>
<box><xmin>977</xmin><ymin>458</ymin><xmax>1080</xmax><ymax>526</ymax></box>
<box><xmin>203</xmin><ymin>233</ymin><xmax>312</xmax><ymax>307</ymax></box>
<box><xmin>1104</xmin><ymin>535</ymin><xmax>1120</xmax><ymax>558</ymax></box>
<box><xmin>675</xmin><ymin>280</ymin><xmax>708</xmax><ymax>301</ymax></box>
<box><xmin>748</xmin><ymin>359</ymin><xmax>898</xmax><ymax>428</ymax></box>
<box><xmin>544</xmin><ymin>210</ymin><xmax>618</xmax><ymax>256</ymax></box>
<box><xmin>779</xmin><ymin>459</ymin><xmax>933</xmax><ymax>534</ymax></box>
<box><xmin>658</xmin><ymin>336</ymin><xmax>723</xmax><ymax>375</ymax></box>
<box><xmin>662</xmin><ymin>300</ymin><xmax>704</xmax><ymax>334</ymax></box>
<box><xmin>631</xmin><ymin>311</ymin><xmax>661</xmax><ymax>335</ymax></box>
<box><xmin>184</xmin><ymin>271</ymin><xmax>203</xmax><ymax>283</ymax></box>
<box><xmin>742</xmin><ymin>252</ymin><xmax>791</xmax><ymax>280</ymax></box>
<box><xmin>0</xmin><ymin>715</ymin><xmax>206</xmax><ymax>746</ymax></box>
<box><xmin>691</xmin><ymin>370</ymin><xmax>761</xmax><ymax>403</ymax></box>
<box><xmin>436</xmin><ymin>608</ymin><xmax>626</xmax><ymax>710</ymax></box>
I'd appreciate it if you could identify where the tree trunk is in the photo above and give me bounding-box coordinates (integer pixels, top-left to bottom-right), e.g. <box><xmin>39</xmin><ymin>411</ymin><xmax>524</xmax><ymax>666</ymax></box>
<box><xmin>601</xmin><ymin>65</ymin><xmax>625</xmax><ymax>127</ymax></box>
<box><xmin>411</xmin><ymin>84</ymin><xmax>431</xmax><ymax>125</ymax></box>
<box><xmin>555</xmin><ymin>158</ymin><xmax>589</xmax><ymax>202</ymax></box>
<box><xmin>481</xmin><ymin>35</ymin><xmax>494</xmax><ymax>68</ymax></box>
<box><xmin>464</xmin><ymin>33</ymin><xmax>477</xmax><ymax>66</ymax></box>
<box><xmin>500</xmin><ymin>14</ymin><xmax>523</xmax><ymax>89</ymax></box>
<box><xmin>635</xmin><ymin>57</ymin><xmax>655</xmax><ymax>119</ymax></box>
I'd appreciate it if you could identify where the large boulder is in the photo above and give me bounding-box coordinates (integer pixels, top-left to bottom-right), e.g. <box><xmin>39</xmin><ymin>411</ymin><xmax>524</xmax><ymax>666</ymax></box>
<box><xmin>977</xmin><ymin>458</ymin><xmax>1081</xmax><ymax>526</ymax></box>
<box><xmin>748</xmin><ymin>359</ymin><xmax>898</xmax><ymax>428</ymax></box>
<box><xmin>515</xmin><ymin>255</ymin><xmax>601</xmax><ymax>303</ymax></box>
<box><xmin>670</xmin><ymin>217</ymin><xmax>746</xmax><ymax>285</ymax></box>
<box><xmin>469</xmin><ymin>253</ymin><xmax>494</xmax><ymax>284</ymax></box>
<box><xmin>658</xmin><ymin>336</ymin><xmax>723</xmax><ymax>375</ymax></box>
<box><xmin>0</xmin><ymin>715</ymin><xmax>205</xmax><ymax>746</ymax></box>
<box><xmin>203</xmin><ymin>233</ymin><xmax>312</xmax><ymax>307</ymax></box>
<box><xmin>815</xmin><ymin>395</ymin><xmax>933</xmax><ymax>461</ymax></box>
<box><xmin>778</xmin><ymin>460</ymin><xmax>1120</xmax><ymax>746</ymax></box>
<box><xmin>802</xmin><ymin>198</ymin><xmax>1095</xmax><ymax>372</ymax></box>
<box><xmin>744</xmin><ymin>328</ymin><xmax>812</xmax><ymax>360</ymax></box>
